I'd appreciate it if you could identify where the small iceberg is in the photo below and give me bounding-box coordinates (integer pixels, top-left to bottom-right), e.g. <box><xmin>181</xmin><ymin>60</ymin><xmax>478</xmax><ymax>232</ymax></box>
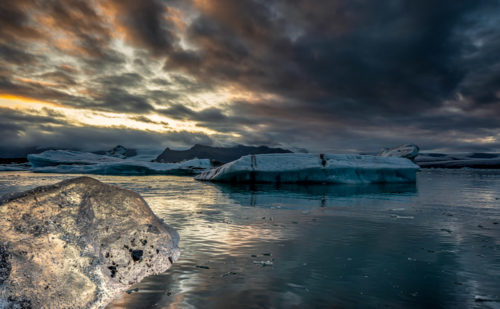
<box><xmin>378</xmin><ymin>144</ymin><xmax>419</xmax><ymax>160</ymax></box>
<box><xmin>195</xmin><ymin>153</ymin><xmax>419</xmax><ymax>184</ymax></box>
<box><xmin>27</xmin><ymin>150</ymin><xmax>211</xmax><ymax>175</ymax></box>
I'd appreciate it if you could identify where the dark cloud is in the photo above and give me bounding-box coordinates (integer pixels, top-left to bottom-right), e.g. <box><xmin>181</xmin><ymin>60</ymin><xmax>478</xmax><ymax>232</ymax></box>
<box><xmin>0</xmin><ymin>107</ymin><xmax>70</xmax><ymax>157</ymax></box>
<box><xmin>0</xmin><ymin>76</ymin><xmax>74</xmax><ymax>102</ymax></box>
<box><xmin>0</xmin><ymin>107</ymin><xmax>67</xmax><ymax>125</ymax></box>
<box><xmin>175</xmin><ymin>1</ymin><xmax>477</xmax><ymax>112</ymax></box>
<box><xmin>145</xmin><ymin>90</ymin><xmax>179</xmax><ymax>105</ymax></box>
<box><xmin>89</xmin><ymin>87</ymin><xmax>154</xmax><ymax>114</ymax></box>
<box><xmin>39</xmin><ymin>71</ymin><xmax>77</xmax><ymax>86</ymax></box>
<box><xmin>0</xmin><ymin>0</ymin><xmax>499</xmax><ymax>154</ymax></box>
<box><xmin>157</xmin><ymin>104</ymin><xmax>196</xmax><ymax>120</ymax></box>
<box><xmin>0</xmin><ymin>107</ymin><xmax>216</xmax><ymax>157</ymax></box>
<box><xmin>157</xmin><ymin>104</ymin><xmax>256</xmax><ymax>130</ymax></box>
<box><xmin>130</xmin><ymin>115</ymin><xmax>168</xmax><ymax>126</ymax></box>
<box><xmin>0</xmin><ymin>0</ymin><xmax>43</xmax><ymax>41</ymax></box>
<box><xmin>0</xmin><ymin>42</ymin><xmax>38</xmax><ymax>64</ymax></box>
<box><xmin>94</xmin><ymin>73</ymin><xmax>144</xmax><ymax>88</ymax></box>
<box><xmin>105</xmin><ymin>0</ymin><xmax>179</xmax><ymax>56</ymax></box>
<box><xmin>165</xmin><ymin>0</ymin><xmax>500</xmax><ymax>151</ymax></box>
<box><xmin>47</xmin><ymin>0</ymin><xmax>112</xmax><ymax>57</ymax></box>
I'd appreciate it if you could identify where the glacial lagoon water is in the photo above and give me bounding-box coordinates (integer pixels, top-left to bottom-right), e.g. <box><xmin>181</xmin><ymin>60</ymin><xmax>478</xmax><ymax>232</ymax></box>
<box><xmin>0</xmin><ymin>169</ymin><xmax>499</xmax><ymax>308</ymax></box>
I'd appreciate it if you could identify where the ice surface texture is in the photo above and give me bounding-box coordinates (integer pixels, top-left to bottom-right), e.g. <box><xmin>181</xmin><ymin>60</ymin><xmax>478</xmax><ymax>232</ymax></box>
<box><xmin>0</xmin><ymin>177</ymin><xmax>179</xmax><ymax>308</ymax></box>
<box><xmin>195</xmin><ymin>153</ymin><xmax>419</xmax><ymax>184</ymax></box>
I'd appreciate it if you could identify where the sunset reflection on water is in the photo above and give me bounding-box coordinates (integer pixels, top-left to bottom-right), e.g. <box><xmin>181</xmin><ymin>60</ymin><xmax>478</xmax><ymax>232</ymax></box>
<box><xmin>0</xmin><ymin>170</ymin><xmax>499</xmax><ymax>308</ymax></box>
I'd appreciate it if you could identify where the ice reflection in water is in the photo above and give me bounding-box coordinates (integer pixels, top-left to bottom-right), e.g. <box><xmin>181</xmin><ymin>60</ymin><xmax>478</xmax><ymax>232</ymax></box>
<box><xmin>214</xmin><ymin>182</ymin><xmax>417</xmax><ymax>209</ymax></box>
<box><xmin>0</xmin><ymin>170</ymin><xmax>499</xmax><ymax>308</ymax></box>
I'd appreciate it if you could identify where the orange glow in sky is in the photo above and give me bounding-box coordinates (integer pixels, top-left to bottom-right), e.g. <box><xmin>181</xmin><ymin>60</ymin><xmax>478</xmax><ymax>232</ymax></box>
<box><xmin>0</xmin><ymin>94</ymin><xmax>63</xmax><ymax>108</ymax></box>
<box><xmin>0</xmin><ymin>93</ymin><xmax>224</xmax><ymax>136</ymax></box>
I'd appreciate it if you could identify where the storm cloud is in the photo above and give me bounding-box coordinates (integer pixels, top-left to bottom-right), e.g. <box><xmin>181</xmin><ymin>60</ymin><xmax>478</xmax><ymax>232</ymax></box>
<box><xmin>0</xmin><ymin>0</ymin><xmax>499</xmax><ymax>156</ymax></box>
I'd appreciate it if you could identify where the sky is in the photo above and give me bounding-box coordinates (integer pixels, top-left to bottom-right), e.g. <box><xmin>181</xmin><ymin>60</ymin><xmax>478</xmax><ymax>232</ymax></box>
<box><xmin>1</xmin><ymin>0</ymin><xmax>500</xmax><ymax>157</ymax></box>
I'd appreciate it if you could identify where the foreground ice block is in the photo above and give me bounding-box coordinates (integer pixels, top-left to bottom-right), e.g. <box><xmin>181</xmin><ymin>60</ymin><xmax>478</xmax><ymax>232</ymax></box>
<box><xmin>0</xmin><ymin>177</ymin><xmax>180</xmax><ymax>308</ymax></box>
<box><xmin>27</xmin><ymin>150</ymin><xmax>211</xmax><ymax>175</ymax></box>
<box><xmin>195</xmin><ymin>153</ymin><xmax>419</xmax><ymax>184</ymax></box>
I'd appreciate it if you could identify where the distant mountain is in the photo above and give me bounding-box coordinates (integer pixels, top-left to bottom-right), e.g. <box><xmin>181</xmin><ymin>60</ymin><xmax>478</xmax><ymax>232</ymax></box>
<box><xmin>93</xmin><ymin>145</ymin><xmax>137</xmax><ymax>158</ymax></box>
<box><xmin>154</xmin><ymin>144</ymin><xmax>292</xmax><ymax>164</ymax></box>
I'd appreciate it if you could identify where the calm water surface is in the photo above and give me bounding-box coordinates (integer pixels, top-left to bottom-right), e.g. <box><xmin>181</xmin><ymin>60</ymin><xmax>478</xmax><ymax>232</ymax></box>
<box><xmin>0</xmin><ymin>170</ymin><xmax>499</xmax><ymax>308</ymax></box>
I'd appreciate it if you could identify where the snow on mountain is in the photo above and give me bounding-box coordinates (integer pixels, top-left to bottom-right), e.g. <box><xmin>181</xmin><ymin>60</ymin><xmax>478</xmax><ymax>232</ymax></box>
<box><xmin>378</xmin><ymin>144</ymin><xmax>419</xmax><ymax>160</ymax></box>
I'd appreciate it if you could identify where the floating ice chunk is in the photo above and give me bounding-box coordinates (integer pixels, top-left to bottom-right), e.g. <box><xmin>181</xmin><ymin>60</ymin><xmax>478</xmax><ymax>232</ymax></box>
<box><xmin>31</xmin><ymin>159</ymin><xmax>211</xmax><ymax>175</ymax></box>
<box><xmin>253</xmin><ymin>260</ymin><xmax>273</xmax><ymax>266</ymax></box>
<box><xmin>0</xmin><ymin>163</ymin><xmax>31</xmax><ymax>171</ymax></box>
<box><xmin>195</xmin><ymin>153</ymin><xmax>419</xmax><ymax>184</ymax></box>
<box><xmin>379</xmin><ymin>144</ymin><xmax>419</xmax><ymax>160</ymax></box>
<box><xmin>474</xmin><ymin>295</ymin><xmax>500</xmax><ymax>302</ymax></box>
<box><xmin>27</xmin><ymin>150</ymin><xmax>211</xmax><ymax>175</ymax></box>
<box><xmin>390</xmin><ymin>215</ymin><xmax>415</xmax><ymax>219</ymax></box>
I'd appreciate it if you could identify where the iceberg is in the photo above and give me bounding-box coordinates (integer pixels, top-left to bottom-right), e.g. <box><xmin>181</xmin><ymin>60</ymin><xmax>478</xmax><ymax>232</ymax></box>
<box><xmin>0</xmin><ymin>163</ymin><xmax>31</xmax><ymax>172</ymax></box>
<box><xmin>195</xmin><ymin>153</ymin><xmax>419</xmax><ymax>184</ymax></box>
<box><xmin>28</xmin><ymin>150</ymin><xmax>122</xmax><ymax>167</ymax></box>
<box><xmin>0</xmin><ymin>177</ymin><xmax>179</xmax><ymax>308</ymax></box>
<box><xmin>27</xmin><ymin>150</ymin><xmax>211</xmax><ymax>175</ymax></box>
<box><xmin>375</xmin><ymin>145</ymin><xmax>500</xmax><ymax>169</ymax></box>
<box><xmin>378</xmin><ymin>144</ymin><xmax>419</xmax><ymax>160</ymax></box>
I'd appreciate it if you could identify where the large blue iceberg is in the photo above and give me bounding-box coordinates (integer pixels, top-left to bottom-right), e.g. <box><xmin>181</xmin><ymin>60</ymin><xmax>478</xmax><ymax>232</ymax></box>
<box><xmin>195</xmin><ymin>153</ymin><xmax>419</xmax><ymax>184</ymax></box>
<box><xmin>27</xmin><ymin>150</ymin><xmax>212</xmax><ymax>175</ymax></box>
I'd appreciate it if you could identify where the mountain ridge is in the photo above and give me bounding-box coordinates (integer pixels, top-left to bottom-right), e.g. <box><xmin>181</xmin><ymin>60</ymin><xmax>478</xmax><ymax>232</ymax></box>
<box><xmin>153</xmin><ymin>144</ymin><xmax>292</xmax><ymax>164</ymax></box>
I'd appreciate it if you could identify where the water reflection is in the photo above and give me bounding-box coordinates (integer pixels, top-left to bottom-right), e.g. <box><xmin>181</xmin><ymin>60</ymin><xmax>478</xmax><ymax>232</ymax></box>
<box><xmin>212</xmin><ymin>182</ymin><xmax>417</xmax><ymax>209</ymax></box>
<box><xmin>106</xmin><ymin>171</ymin><xmax>499</xmax><ymax>309</ymax></box>
<box><xmin>0</xmin><ymin>171</ymin><xmax>499</xmax><ymax>308</ymax></box>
